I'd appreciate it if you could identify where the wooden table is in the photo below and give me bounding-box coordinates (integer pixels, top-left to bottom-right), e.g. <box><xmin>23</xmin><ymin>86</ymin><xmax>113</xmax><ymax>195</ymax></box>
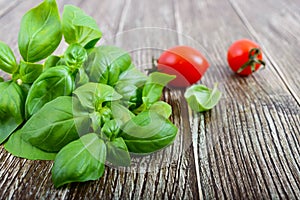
<box><xmin>0</xmin><ymin>0</ymin><xmax>299</xmax><ymax>199</ymax></box>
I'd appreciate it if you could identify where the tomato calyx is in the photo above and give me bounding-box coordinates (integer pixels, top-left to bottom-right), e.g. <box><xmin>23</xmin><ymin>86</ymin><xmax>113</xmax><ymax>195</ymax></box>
<box><xmin>237</xmin><ymin>48</ymin><xmax>266</xmax><ymax>74</ymax></box>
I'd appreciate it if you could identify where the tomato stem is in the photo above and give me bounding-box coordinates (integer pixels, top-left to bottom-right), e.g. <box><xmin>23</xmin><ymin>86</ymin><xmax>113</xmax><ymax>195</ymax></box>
<box><xmin>237</xmin><ymin>48</ymin><xmax>265</xmax><ymax>74</ymax></box>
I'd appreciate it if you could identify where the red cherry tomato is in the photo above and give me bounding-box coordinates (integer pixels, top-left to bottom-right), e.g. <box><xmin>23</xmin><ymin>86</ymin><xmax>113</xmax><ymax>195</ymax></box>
<box><xmin>227</xmin><ymin>39</ymin><xmax>265</xmax><ymax>76</ymax></box>
<box><xmin>157</xmin><ymin>46</ymin><xmax>209</xmax><ymax>87</ymax></box>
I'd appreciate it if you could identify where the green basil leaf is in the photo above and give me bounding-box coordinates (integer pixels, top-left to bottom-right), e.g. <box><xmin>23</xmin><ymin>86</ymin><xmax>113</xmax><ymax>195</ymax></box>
<box><xmin>18</xmin><ymin>83</ymin><xmax>31</xmax><ymax>97</ymax></box>
<box><xmin>0</xmin><ymin>41</ymin><xmax>17</xmax><ymax>74</ymax></box>
<box><xmin>89</xmin><ymin>107</ymin><xmax>112</xmax><ymax>134</ymax></box>
<box><xmin>0</xmin><ymin>77</ymin><xmax>4</xmax><ymax>82</ymax></box>
<box><xmin>120</xmin><ymin>111</ymin><xmax>178</xmax><ymax>154</ymax></box>
<box><xmin>111</xmin><ymin>102</ymin><xmax>134</xmax><ymax>125</ymax></box>
<box><xmin>106</xmin><ymin>137</ymin><xmax>131</xmax><ymax>167</ymax></box>
<box><xmin>98</xmin><ymin>106</ymin><xmax>113</xmax><ymax>124</ymax></box>
<box><xmin>75</xmin><ymin>66</ymin><xmax>89</xmax><ymax>87</ymax></box>
<box><xmin>73</xmin><ymin>82</ymin><xmax>122</xmax><ymax>112</ymax></box>
<box><xmin>18</xmin><ymin>0</ymin><xmax>62</xmax><ymax>62</ymax></box>
<box><xmin>142</xmin><ymin>72</ymin><xmax>175</xmax><ymax>108</ymax></box>
<box><xmin>89</xmin><ymin>111</ymin><xmax>102</xmax><ymax>133</ymax></box>
<box><xmin>4</xmin><ymin>130</ymin><xmax>56</xmax><ymax>160</ymax></box>
<box><xmin>64</xmin><ymin>44</ymin><xmax>87</xmax><ymax>69</ymax></box>
<box><xmin>184</xmin><ymin>83</ymin><xmax>222</xmax><ymax>112</ymax></box>
<box><xmin>84</xmin><ymin>46</ymin><xmax>132</xmax><ymax>85</ymax></box>
<box><xmin>44</xmin><ymin>55</ymin><xmax>61</xmax><ymax>71</ymax></box>
<box><xmin>25</xmin><ymin>65</ymin><xmax>74</xmax><ymax>118</ymax></box>
<box><xmin>21</xmin><ymin>96</ymin><xmax>90</xmax><ymax>152</ymax></box>
<box><xmin>101</xmin><ymin>119</ymin><xmax>122</xmax><ymax>139</ymax></box>
<box><xmin>62</xmin><ymin>5</ymin><xmax>102</xmax><ymax>48</ymax></box>
<box><xmin>52</xmin><ymin>133</ymin><xmax>106</xmax><ymax>188</ymax></box>
<box><xmin>19</xmin><ymin>60</ymin><xmax>43</xmax><ymax>84</ymax></box>
<box><xmin>149</xmin><ymin>101</ymin><xmax>172</xmax><ymax>119</ymax></box>
<box><xmin>118</xmin><ymin>67</ymin><xmax>147</xmax><ymax>85</ymax></box>
<box><xmin>114</xmin><ymin>68</ymin><xmax>147</xmax><ymax>108</ymax></box>
<box><xmin>115</xmin><ymin>84</ymin><xmax>142</xmax><ymax>109</ymax></box>
<box><xmin>0</xmin><ymin>81</ymin><xmax>25</xmax><ymax>144</ymax></box>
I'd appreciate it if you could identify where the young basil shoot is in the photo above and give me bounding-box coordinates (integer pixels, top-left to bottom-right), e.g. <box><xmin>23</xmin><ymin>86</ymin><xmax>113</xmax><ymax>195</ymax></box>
<box><xmin>184</xmin><ymin>83</ymin><xmax>222</xmax><ymax>112</ymax></box>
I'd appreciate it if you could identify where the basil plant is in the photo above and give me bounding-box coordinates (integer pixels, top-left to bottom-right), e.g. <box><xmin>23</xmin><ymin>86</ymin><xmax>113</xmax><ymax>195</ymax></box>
<box><xmin>1</xmin><ymin>0</ymin><xmax>179</xmax><ymax>188</ymax></box>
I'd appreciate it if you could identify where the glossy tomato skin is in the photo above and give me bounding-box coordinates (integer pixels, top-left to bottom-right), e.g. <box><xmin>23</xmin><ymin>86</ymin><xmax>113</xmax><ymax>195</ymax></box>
<box><xmin>227</xmin><ymin>39</ymin><xmax>263</xmax><ymax>76</ymax></box>
<box><xmin>157</xmin><ymin>46</ymin><xmax>209</xmax><ymax>88</ymax></box>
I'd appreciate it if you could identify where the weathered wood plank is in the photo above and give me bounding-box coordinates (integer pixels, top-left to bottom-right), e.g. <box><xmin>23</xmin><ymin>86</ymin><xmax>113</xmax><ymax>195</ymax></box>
<box><xmin>0</xmin><ymin>1</ymin><xmax>19</xmax><ymax>19</ymax></box>
<box><xmin>0</xmin><ymin>0</ymin><xmax>299</xmax><ymax>199</ymax></box>
<box><xmin>173</xmin><ymin>0</ymin><xmax>300</xmax><ymax>199</ymax></box>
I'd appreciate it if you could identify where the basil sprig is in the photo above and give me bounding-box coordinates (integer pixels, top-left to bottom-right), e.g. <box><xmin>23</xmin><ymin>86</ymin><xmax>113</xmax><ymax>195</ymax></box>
<box><xmin>184</xmin><ymin>83</ymin><xmax>222</xmax><ymax>112</ymax></box>
<box><xmin>1</xmin><ymin>0</ymin><xmax>178</xmax><ymax>188</ymax></box>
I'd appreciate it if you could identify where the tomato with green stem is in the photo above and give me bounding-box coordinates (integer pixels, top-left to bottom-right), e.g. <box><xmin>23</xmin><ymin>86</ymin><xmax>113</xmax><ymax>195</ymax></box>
<box><xmin>227</xmin><ymin>39</ymin><xmax>265</xmax><ymax>76</ymax></box>
<box><xmin>156</xmin><ymin>46</ymin><xmax>209</xmax><ymax>88</ymax></box>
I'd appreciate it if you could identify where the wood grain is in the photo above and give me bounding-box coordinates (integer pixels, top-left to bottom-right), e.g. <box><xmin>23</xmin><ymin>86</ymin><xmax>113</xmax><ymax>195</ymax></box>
<box><xmin>173</xmin><ymin>0</ymin><xmax>300</xmax><ymax>199</ymax></box>
<box><xmin>0</xmin><ymin>0</ymin><xmax>299</xmax><ymax>199</ymax></box>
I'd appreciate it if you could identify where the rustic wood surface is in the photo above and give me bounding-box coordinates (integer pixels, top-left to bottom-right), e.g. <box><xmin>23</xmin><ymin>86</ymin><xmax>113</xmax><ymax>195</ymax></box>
<box><xmin>0</xmin><ymin>0</ymin><xmax>299</xmax><ymax>199</ymax></box>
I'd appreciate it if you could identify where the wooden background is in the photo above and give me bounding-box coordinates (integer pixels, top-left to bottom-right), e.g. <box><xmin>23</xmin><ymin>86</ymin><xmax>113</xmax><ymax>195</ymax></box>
<box><xmin>0</xmin><ymin>0</ymin><xmax>299</xmax><ymax>199</ymax></box>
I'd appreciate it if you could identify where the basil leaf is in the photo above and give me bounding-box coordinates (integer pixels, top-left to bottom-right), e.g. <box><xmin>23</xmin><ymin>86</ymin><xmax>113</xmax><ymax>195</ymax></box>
<box><xmin>120</xmin><ymin>111</ymin><xmax>178</xmax><ymax>154</ymax></box>
<box><xmin>4</xmin><ymin>130</ymin><xmax>56</xmax><ymax>160</ymax></box>
<box><xmin>44</xmin><ymin>55</ymin><xmax>61</xmax><ymax>71</ymax></box>
<box><xmin>101</xmin><ymin>119</ymin><xmax>122</xmax><ymax>139</ymax></box>
<box><xmin>89</xmin><ymin>107</ymin><xmax>112</xmax><ymax>134</ymax></box>
<box><xmin>25</xmin><ymin>65</ymin><xmax>74</xmax><ymax>118</ymax></box>
<box><xmin>0</xmin><ymin>77</ymin><xmax>4</xmax><ymax>82</ymax></box>
<box><xmin>84</xmin><ymin>46</ymin><xmax>132</xmax><ymax>86</ymax></box>
<box><xmin>141</xmin><ymin>72</ymin><xmax>175</xmax><ymax>108</ymax></box>
<box><xmin>149</xmin><ymin>101</ymin><xmax>172</xmax><ymax>119</ymax></box>
<box><xmin>107</xmin><ymin>137</ymin><xmax>131</xmax><ymax>167</ymax></box>
<box><xmin>114</xmin><ymin>68</ymin><xmax>147</xmax><ymax>108</ymax></box>
<box><xmin>98</xmin><ymin>106</ymin><xmax>113</xmax><ymax>124</ymax></box>
<box><xmin>75</xmin><ymin>67</ymin><xmax>89</xmax><ymax>87</ymax></box>
<box><xmin>19</xmin><ymin>60</ymin><xmax>43</xmax><ymax>84</ymax></box>
<box><xmin>184</xmin><ymin>83</ymin><xmax>222</xmax><ymax>112</ymax></box>
<box><xmin>118</xmin><ymin>67</ymin><xmax>147</xmax><ymax>85</ymax></box>
<box><xmin>116</xmin><ymin>84</ymin><xmax>143</xmax><ymax>110</ymax></box>
<box><xmin>73</xmin><ymin>82</ymin><xmax>122</xmax><ymax>112</ymax></box>
<box><xmin>111</xmin><ymin>102</ymin><xmax>134</xmax><ymax>125</ymax></box>
<box><xmin>0</xmin><ymin>41</ymin><xmax>17</xmax><ymax>74</ymax></box>
<box><xmin>132</xmin><ymin>72</ymin><xmax>175</xmax><ymax>114</ymax></box>
<box><xmin>0</xmin><ymin>81</ymin><xmax>25</xmax><ymax>144</ymax></box>
<box><xmin>89</xmin><ymin>111</ymin><xmax>102</xmax><ymax>133</ymax></box>
<box><xmin>21</xmin><ymin>96</ymin><xmax>90</xmax><ymax>152</ymax></box>
<box><xmin>64</xmin><ymin>43</ymin><xmax>87</xmax><ymax>70</ymax></box>
<box><xmin>62</xmin><ymin>5</ymin><xmax>102</xmax><ymax>48</ymax></box>
<box><xmin>18</xmin><ymin>0</ymin><xmax>62</xmax><ymax>62</ymax></box>
<box><xmin>52</xmin><ymin>133</ymin><xmax>106</xmax><ymax>188</ymax></box>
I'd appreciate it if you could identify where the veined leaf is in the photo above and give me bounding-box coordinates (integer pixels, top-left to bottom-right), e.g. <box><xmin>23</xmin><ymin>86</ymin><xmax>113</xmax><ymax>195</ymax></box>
<box><xmin>52</xmin><ymin>133</ymin><xmax>106</xmax><ymax>187</ymax></box>
<box><xmin>184</xmin><ymin>83</ymin><xmax>222</xmax><ymax>112</ymax></box>
<box><xmin>4</xmin><ymin>130</ymin><xmax>56</xmax><ymax>160</ymax></box>
<box><xmin>62</xmin><ymin>5</ymin><xmax>102</xmax><ymax>48</ymax></box>
<box><xmin>18</xmin><ymin>0</ymin><xmax>62</xmax><ymax>62</ymax></box>
<box><xmin>0</xmin><ymin>81</ymin><xmax>25</xmax><ymax>144</ymax></box>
